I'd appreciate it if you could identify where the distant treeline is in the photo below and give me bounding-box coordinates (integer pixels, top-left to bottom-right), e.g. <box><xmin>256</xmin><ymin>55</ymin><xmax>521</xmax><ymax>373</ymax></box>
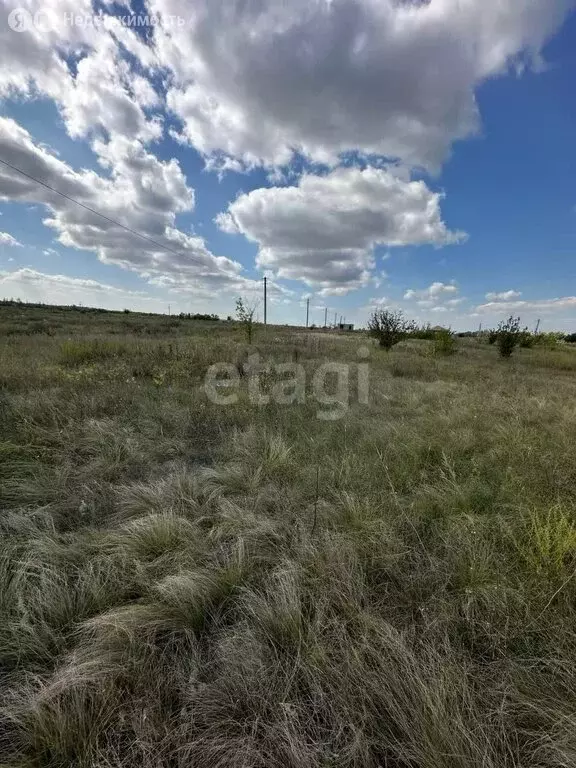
<box><xmin>177</xmin><ymin>312</ymin><xmax>220</xmax><ymax>321</ymax></box>
<box><xmin>1</xmin><ymin>298</ymin><xmax>114</xmax><ymax>313</ymax></box>
<box><xmin>0</xmin><ymin>299</ymin><xmax>222</xmax><ymax>321</ymax></box>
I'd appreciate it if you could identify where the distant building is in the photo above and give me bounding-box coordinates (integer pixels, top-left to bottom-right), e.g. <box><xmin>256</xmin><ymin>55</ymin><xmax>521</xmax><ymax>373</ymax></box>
<box><xmin>338</xmin><ymin>323</ymin><xmax>354</xmax><ymax>331</ymax></box>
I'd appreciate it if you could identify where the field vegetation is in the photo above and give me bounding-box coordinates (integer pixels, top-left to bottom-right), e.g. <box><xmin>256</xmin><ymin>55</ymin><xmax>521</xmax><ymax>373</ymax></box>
<box><xmin>2</xmin><ymin>301</ymin><xmax>576</xmax><ymax>767</ymax></box>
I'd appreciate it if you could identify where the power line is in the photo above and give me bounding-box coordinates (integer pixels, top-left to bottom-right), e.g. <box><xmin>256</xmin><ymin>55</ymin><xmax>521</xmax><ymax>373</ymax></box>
<box><xmin>0</xmin><ymin>156</ymin><xmax>205</xmax><ymax>266</ymax></box>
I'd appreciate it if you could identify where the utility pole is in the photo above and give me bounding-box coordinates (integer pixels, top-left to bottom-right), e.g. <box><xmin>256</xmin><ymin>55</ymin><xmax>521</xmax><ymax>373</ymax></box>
<box><xmin>535</xmin><ymin>318</ymin><xmax>541</xmax><ymax>335</ymax></box>
<box><xmin>334</xmin><ymin>312</ymin><xmax>337</xmax><ymax>328</ymax></box>
<box><xmin>324</xmin><ymin>307</ymin><xmax>328</xmax><ymax>328</ymax></box>
<box><xmin>168</xmin><ymin>304</ymin><xmax>171</xmax><ymax>316</ymax></box>
<box><xmin>306</xmin><ymin>297</ymin><xmax>310</xmax><ymax>328</ymax></box>
<box><xmin>263</xmin><ymin>276</ymin><xmax>267</xmax><ymax>328</ymax></box>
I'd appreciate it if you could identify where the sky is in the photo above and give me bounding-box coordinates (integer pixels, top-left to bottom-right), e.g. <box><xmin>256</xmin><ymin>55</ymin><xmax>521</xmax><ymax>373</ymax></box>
<box><xmin>0</xmin><ymin>0</ymin><xmax>575</xmax><ymax>331</ymax></box>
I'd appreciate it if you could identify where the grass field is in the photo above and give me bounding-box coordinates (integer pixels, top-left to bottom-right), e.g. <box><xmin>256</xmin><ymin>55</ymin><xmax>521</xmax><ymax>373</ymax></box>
<box><xmin>2</xmin><ymin>302</ymin><xmax>576</xmax><ymax>767</ymax></box>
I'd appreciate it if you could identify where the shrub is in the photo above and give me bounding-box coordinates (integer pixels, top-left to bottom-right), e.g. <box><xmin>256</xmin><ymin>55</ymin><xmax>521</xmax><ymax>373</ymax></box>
<box><xmin>496</xmin><ymin>316</ymin><xmax>521</xmax><ymax>358</ymax></box>
<box><xmin>519</xmin><ymin>329</ymin><xmax>534</xmax><ymax>348</ymax></box>
<box><xmin>368</xmin><ymin>309</ymin><xmax>415</xmax><ymax>350</ymax></box>
<box><xmin>410</xmin><ymin>324</ymin><xmax>436</xmax><ymax>341</ymax></box>
<box><xmin>433</xmin><ymin>328</ymin><xmax>456</xmax><ymax>356</ymax></box>
<box><xmin>534</xmin><ymin>332</ymin><xmax>565</xmax><ymax>349</ymax></box>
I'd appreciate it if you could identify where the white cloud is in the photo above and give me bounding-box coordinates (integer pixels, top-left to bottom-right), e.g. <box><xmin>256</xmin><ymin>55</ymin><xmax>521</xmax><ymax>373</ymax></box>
<box><xmin>475</xmin><ymin>296</ymin><xmax>576</xmax><ymax>314</ymax></box>
<box><xmin>368</xmin><ymin>296</ymin><xmax>389</xmax><ymax>309</ymax></box>
<box><xmin>217</xmin><ymin>166</ymin><xmax>464</xmax><ymax>295</ymax></box>
<box><xmin>152</xmin><ymin>0</ymin><xmax>573</xmax><ymax>169</ymax></box>
<box><xmin>0</xmin><ymin>231</ymin><xmax>22</xmax><ymax>246</ymax></box>
<box><xmin>485</xmin><ymin>290</ymin><xmax>522</xmax><ymax>301</ymax></box>
<box><xmin>0</xmin><ymin>267</ymin><xmax>161</xmax><ymax>311</ymax></box>
<box><xmin>0</xmin><ymin>1</ymin><xmax>162</xmax><ymax>146</ymax></box>
<box><xmin>470</xmin><ymin>295</ymin><xmax>576</xmax><ymax>332</ymax></box>
<box><xmin>0</xmin><ymin>0</ymin><xmax>573</xmax><ymax>315</ymax></box>
<box><xmin>404</xmin><ymin>281</ymin><xmax>458</xmax><ymax>301</ymax></box>
<box><xmin>372</xmin><ymin>269</ymin><xmax>388</xmax><ymax>289</ymax></box>
<box><xmin>0</xmin><ymin>118</ymin><xmax>251</xmax><ymax>297</ymax></box>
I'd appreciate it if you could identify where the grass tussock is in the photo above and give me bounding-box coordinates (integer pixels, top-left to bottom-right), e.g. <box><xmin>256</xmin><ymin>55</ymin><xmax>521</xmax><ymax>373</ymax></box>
<box><xmin>59</xmin><ymin>339</ymin><xmax>129</xmax><ymax>366</ymax></box>
<box><xmin>2</xmin><ymin>303</ymin><xmax>576</xmax><ymax>766</ymax></box>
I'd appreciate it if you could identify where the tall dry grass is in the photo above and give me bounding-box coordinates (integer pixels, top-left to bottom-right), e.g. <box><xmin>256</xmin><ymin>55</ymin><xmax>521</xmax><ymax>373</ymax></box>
<box><xmin>2</xmin><ymin>303</ymin><xmax>576</xmax><ymax>766</ymax></box>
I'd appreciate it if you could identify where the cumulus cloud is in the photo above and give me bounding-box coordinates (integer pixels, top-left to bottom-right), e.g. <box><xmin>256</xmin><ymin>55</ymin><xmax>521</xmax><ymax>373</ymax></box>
<box><xmin>217</xmin><ymin>166</ymin><xmax>464</xmax><ymax>295</ymax></box>
<box><xmin>485</xmin><ymin>290</ymin><xmax>522</xmax><ymax>301</ymax></box>
<box><xmin>0</xmin><ymin>4</ymin><xmax>266</xmax><ymax>299</ymax></box>
<box><xmin>151</xmin><ymin>0</ymin><xmax>574</xmax><ymax>169</ymax></box>
<box><xmin>0</xmin><ymin>231</ymin><xmax>22</xmax><ymax>246</ymax></box>
<box><xmin>0</xmin><ymin>1</ymin><xmax>161</xmax><ymax>145</ymax></box>
<box><xmin>1</xmin><ymin>0</ymin><xmax>573</xmax><ymax>306</ymax></box>
<box><xmin>404</xmin><ymin>282</ymin><xmax>459</xmax><ymax>301</ymax></box>
<box><xmin>0</xmin><ymin>118</ymin><xmax>250</xmax><ymax>296</ymax></box>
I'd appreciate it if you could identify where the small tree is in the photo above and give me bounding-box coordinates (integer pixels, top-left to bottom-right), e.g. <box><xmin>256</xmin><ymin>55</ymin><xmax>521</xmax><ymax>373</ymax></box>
<box><xmin>368</xmin><ymin>309</ymin><xmax>415</xmax><ymax>350</ymax></box>
<box><xmin>235</xmin><ymin>297</ymin><xmax>257</xmax><ymax>344</ymax></box>
<box><xmin>496</xmin><ymin>316</ymin><xmax>521</xmax><ymax>358</ymax></box>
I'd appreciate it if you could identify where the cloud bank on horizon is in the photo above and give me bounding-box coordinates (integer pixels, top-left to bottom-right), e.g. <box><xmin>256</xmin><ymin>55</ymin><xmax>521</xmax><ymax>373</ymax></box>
<box><xmin>0</xmin><ymin>0</ymin><xmax>574</xmax><ymax>328</ymax></box>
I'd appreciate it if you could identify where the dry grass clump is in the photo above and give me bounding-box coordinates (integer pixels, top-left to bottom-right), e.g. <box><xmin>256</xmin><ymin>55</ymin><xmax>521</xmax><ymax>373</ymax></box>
<box><xmin>3</xmin><ymin>304</ymin><xmax>576</xmax><ymax>766</ymax></box>
<box><xmin>59</xmin><ymin>339</ymin><xmax>129</xmax><ymax>367</ymax></box>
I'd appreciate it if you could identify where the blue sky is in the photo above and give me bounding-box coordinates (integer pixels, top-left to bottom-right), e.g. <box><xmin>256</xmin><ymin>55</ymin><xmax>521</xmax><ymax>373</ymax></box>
<box><xmin>0</xmin><ymin>0</ymin><xmax>575</xmax><ymax>330</ymax></box>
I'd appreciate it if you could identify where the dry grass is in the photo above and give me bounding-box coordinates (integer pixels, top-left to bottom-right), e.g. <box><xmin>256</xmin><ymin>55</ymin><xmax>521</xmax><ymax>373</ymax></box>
<box><xmin>2</xmin><ymin>303</ymin><xmax>576</xmax><ymax>767</ymax></box>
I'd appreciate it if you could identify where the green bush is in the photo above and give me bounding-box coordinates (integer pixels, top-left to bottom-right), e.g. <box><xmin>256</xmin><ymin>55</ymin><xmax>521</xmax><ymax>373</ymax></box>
<box><xmin>410</xmin><ymin>324</ymin><xmax>436</xmax><ymax>341</ymax></box>
<box><xmin>519</xmin><ymin>330</ymin><xmax>534</xmax><ymax>348</ymax></box>
<box><xmin>496</xmin><ymin>316</ymin><xmax>521</xmax><ymax>358</ymax></box>
<box><xmin>368</xmin><ymin>309</ymin><xmax>415</xmax><ymax>350</ymax></box>
<box><xmin>534</xmin><ymin>332</ymin><xmax>565</xmax><ymax>350</ymax></box>
<box><xmin>433</xmin><ymin>329</ymin><xmax>456</xmax><ymax>356</ymax></box>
